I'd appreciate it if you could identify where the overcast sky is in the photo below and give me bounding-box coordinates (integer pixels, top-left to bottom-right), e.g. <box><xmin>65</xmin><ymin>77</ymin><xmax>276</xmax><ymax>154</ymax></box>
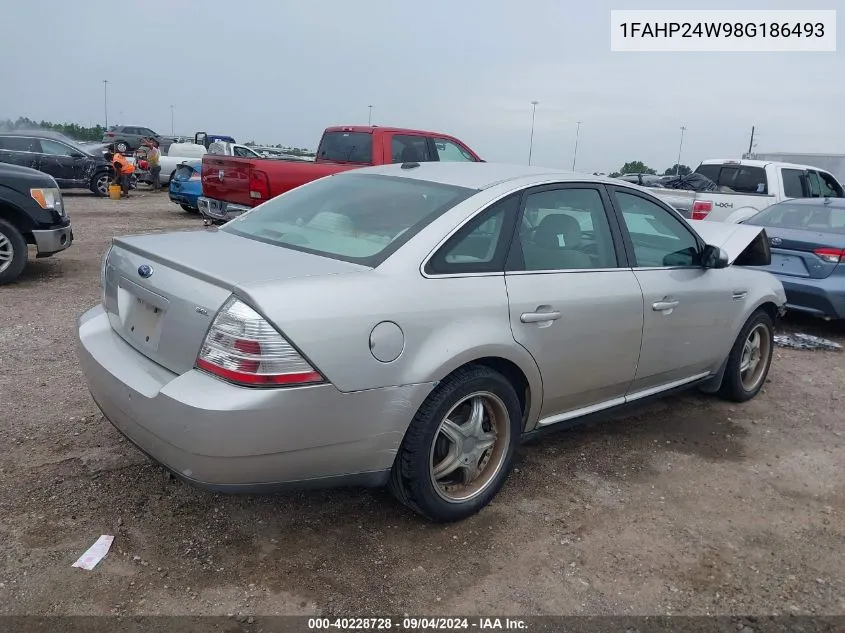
<box><xmin>1</xmin><ymin>0</ymin><xmax>842</xmax><ymax>173</ymax></box>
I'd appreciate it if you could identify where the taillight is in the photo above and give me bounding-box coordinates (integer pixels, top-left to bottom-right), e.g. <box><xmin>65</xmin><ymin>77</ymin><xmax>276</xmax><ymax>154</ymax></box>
<box><xmin>106</xmin><ymin>133</ymin><xmax>115</xmax><ymax>137</ymax></box>
<box><xmin>189</xmin><ymin>171</ymin><xmax>201</xmax><ymax>181</ymax></box>
<box><xmin>249</xmin><ymin>169</ymin><xmax>270</xmax><ymax>200</ymax></box>
<box><xmin>691</xmin><ymin>200</ymin><xmax>712</xmax><ymax>220</ymax></box>
<box><xmin>196</xmin><ymin>296</ymin><xmax>323</xmax><ymax>387</ymax></box>
<box><xmin>814</xmin><ymin>248</ymin><xmax>845</xmax><ymax>264</ymax></box>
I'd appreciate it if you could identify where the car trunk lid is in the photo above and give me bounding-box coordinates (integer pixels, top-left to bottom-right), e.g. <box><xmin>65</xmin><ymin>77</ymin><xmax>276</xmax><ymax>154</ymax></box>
<box><xmin>102</xmin><ymin>229</ymin><xmax>368</xmax><ymax>375</ymax></box>
<box><xmin>757</xmin><ymin>227</ymin><xmax>845</xmax><ymax>279</ymax></box>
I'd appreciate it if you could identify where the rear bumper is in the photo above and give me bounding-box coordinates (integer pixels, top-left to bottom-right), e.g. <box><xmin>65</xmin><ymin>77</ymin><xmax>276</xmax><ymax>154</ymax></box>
<box><xmin>75</xmin><ymin>305</ymin><xmax>434</xmax><ymax>492</ymax></box>
<box><xmin>197</xmin><ymin>196</ymin><xmax>251</xmax><ymax>223</ymax></box>
<box><xmin>777</xmin><ymin>275</ymin><xmax>845</xmax><ymax>320</ymax></box>
<box><xmin>168</xmin><ymin>183</ymin><xmax>201</xmax><ymax>209</ymax></box>
<box><xmin>32</xmin><ymin>224</ymin><xmax>73</xmax><ymax>257</ymax></box>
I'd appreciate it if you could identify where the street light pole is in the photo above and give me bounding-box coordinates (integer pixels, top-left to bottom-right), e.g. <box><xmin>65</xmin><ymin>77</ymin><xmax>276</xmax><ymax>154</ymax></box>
<box><xmin>170</xmin><ymin>105</ymin><xmax>174</xmax><ymax>135</ymax></box>
<box><xmin>368</xmin><ymin>105</ymin><xmax>373</xmax><ymax>126</ymax></box>
<box><xmin>675</xmin><ymin>126</ymin><xmax>687</xmax><ymax>176</ymax></box>
<box><xmin>102</xmin><ymin>80</ymin><xmax>109</xmax><ymax>129</ymax></box>
<box><xmin>571</xmin><ymin>121</ymin><xmax>581</xmax><ymax>171</ymax></box>
<box><xmin>528</xmin><ymin>101</ymin><xmax>539</xmax><ymax>166</ymax></box>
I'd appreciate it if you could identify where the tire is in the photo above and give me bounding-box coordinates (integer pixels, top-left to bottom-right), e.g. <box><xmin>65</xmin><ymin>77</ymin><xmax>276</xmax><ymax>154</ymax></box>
<box><xmin>389</xmin><ymin>364</ymin><xmax>522</xmax><ymax>522</ymax></box>
<box><xmin>717</xmin><ymin>309</ymin><xmax>774</xmax><ymax>403</ymax></box>
<box><xmin>90</xmin><ymin>172</ymin><xmax>110</xmax><ymax>197</ymax></box>
<box><xmin>180</xmin><ymin>204</ymin><xmax>199</xmax><ymax>214</ymax></box>
<box><xmin>0</xmin><ymin>219</ymin><xmax>28</xmax><ymax>285</ymax></box>
<box><xmin>115</xmin><ymin>140</ymin><xmax>129</xmax><ymax>153</ymax></box>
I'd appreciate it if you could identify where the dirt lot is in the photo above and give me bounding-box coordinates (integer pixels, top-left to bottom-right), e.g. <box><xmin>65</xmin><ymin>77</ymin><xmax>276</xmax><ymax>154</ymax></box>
<box><xmin>1</xmin><ymin>190</ymin><xmax>844</xmax><ymax>618</ymax></box>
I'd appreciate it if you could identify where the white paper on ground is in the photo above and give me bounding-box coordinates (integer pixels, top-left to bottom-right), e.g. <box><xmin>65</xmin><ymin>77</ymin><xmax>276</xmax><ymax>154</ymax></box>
<box><xmin>72</xmin><ymin>535</ymin><xmax>114</xmax><ymax>570</ymax></box>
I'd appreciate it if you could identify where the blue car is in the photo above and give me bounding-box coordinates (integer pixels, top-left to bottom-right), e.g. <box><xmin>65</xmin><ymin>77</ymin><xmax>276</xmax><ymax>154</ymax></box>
<box><xmin>745</xmin><ymin>197</ymin><xmax>845</xmax><ymax>320</ymax></box>
<box><xmin>168</xmin><ymin>159</ymin><xmax>202</xmax><ymax>213</ymax></box>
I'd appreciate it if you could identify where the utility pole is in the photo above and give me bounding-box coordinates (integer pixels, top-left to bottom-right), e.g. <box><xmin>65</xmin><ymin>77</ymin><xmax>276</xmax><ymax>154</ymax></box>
<box><xmin>571</xmin><ymin>121</ymin><xmax>581</xmax><ymax>171</ymax></box>
<box><xmin>170</xmin><ymin>105</ymin><xmax>174</xmax><ymax>135</ymax></box>
<box><xmin>747</xmin><ymin>125</ymin><xmax>756</xmax><ymax>155</ymax></box>
<box><xmin>368</xmin><ymin>105</ymin><xmax>373</xmax><ymax>126</ymax></box>
<box><xmin>675</xmin><ymin>126</ymin><xmax>686</xmax><ymax>176</ymax></box>
<box><xmin>528</xmin><ymin>101</ymin><xmax>539</xmax><ymax>166</ymax></box>
<box><xmin>102</xmin><ymin>80</ymin><xmax>109</xmax><ymax>129</ymax></box>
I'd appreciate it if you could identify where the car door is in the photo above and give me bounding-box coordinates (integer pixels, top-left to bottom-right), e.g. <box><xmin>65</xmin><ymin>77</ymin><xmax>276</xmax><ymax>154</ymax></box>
<box><xmin>36</xmin><ymin>138</ymin><xmax>84</xmax><ymax>187</ymax></box>
<box><xmin>389</xmin><ymin>133</ymin><xmax>433</xmax><ymax>163</ymax></box>
<box><xmin>504</xmin><ymin>184</ymin><xmax>644</xmax><ymax>422</ymax></box>
<box><xmin>607</xmin><ymin>186</ymin><xmax>744</xmax><ymax>394</ymax></box>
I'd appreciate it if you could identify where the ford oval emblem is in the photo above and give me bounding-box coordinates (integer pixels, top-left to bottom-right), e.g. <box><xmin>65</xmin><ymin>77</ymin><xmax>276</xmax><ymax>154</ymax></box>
<box><xmin>770</xmin><ymin>237</ymin><xmax>782</xmax><ymax>246</ymax></box>
<box><xmin>137</xmin><ymin>264</ymin><xmax>154</xmax><ymax>279</ymax></box>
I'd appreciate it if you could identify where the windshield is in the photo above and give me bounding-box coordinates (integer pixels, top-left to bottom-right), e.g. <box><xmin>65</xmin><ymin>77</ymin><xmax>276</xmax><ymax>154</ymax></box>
<box><xmin>222</xmin><ymin>173</ymin><xmax>476</xmax><ymax>266</ymax></box>
<box><xmin>746</xmin><ymin>201</ymin><xmax>845</xmax><ymax>234</ymax></box>
<box><xmin>316</xmin><ymin>131</ymin><xmax>373</xmax><ymax>164</ymax></box>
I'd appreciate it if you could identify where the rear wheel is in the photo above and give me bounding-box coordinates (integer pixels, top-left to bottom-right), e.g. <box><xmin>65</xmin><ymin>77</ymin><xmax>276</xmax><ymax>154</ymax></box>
<box><xmin>389</xmin><ymin>365</ymin><xmax>521</xmax><ymax>522</ymax></box>
<box><xmin>90</xmin><ymin>172</ymin><xmax>110</xmax><ymax>197</ymax></box>
<box><xmin>180</xmin><ymin>204</ymin><xmax>199</xmax><ymax>214</ymax></box>
<box><xmin>718</xmin><ymin>310</ymin><xmax>774</xmax><ymax>402</ymax></box>
<box><xmin>0</xmin><ymin>219</ymin><xmax>28</xmax><ymax>284</ymax></box>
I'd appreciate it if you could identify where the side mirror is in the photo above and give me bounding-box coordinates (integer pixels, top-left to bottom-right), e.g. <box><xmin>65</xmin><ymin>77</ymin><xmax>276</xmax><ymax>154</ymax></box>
<box><xmin>702</xmin><ymin>244</ymin><xmax>729</xmax><ymax>269</ymax></box>
<box><xmin>70</xmin><ymin>151</ymin><xmax>86</xmax><ymax>159</ymax></box>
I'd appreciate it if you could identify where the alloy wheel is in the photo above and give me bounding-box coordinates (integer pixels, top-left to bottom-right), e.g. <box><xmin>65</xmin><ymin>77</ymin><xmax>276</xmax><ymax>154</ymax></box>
<box><xmin>740</xmin><ymin>323</ymin><xmax>771</xmax><ymax>391</ymax></box>
<box><xmin>429</xmin><ymin>391</ymin><xmax>511</xmax><ymax>503</ymax></box>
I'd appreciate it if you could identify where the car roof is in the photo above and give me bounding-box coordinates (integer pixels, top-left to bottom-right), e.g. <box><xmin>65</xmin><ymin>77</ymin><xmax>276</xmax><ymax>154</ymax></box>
<box><xmin>701</xmin><ymin>158</ymin><xmax>835</xmax><ymax>172</ymax></box>
<box><xmin>348</xmin><ymin>162</ymin><xmax>621</xmax><ymax>190</ymax></box>
<box><xmin>0</xmin><ymin>129</ymin><xmax>77</xmax><ymax>142</ymax></box>
<box><xmin>770</xmin><ymin>197</ymin><xmax>845</xmax><ymax>209</ymax></box>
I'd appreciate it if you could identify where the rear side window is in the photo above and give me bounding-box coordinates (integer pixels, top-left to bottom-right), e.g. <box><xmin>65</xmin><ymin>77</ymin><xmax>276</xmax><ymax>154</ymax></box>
<box><xmin>223</xmin><ymin>173</ymin><xmax>476</xmax><ymax>266</ymax></box>
<box><xmin>0</xmin><ymin>136</ymin><xmax>40</xmax><ymax>152</ymax></box>
<box><xmin>316</xmin><ymin>132</ymin><xmax>372</xmax><ymax>164</ymax></box>
<box><xmin>781</xmin><ymin>168</ymin><xmax>805</xmax><ymax>198</ymax></box>
<box><xmin>391</xmin><ymin>135</ymin><xmax>432</xmax><ymax>163</ymax></box>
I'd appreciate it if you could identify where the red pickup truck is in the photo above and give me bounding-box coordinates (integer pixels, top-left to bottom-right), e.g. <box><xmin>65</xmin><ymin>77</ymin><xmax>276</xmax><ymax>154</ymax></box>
<box><xmin>198</xmin><ymin>125</ymin><xmax>482</xmax><ymax>222</ymax></box>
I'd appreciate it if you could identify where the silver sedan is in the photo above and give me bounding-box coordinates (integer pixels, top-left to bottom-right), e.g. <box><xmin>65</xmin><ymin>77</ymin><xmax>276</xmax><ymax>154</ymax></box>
<box><xmin>76</xmin><ymin>162</ymin><xmax>786</xmax><ymax>522</ymax></box>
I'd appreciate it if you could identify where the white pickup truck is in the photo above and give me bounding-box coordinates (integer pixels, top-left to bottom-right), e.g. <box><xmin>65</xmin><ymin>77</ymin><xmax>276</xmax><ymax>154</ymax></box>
<box><xmin>640</xmin><ymin>159</ymin><xmax>845</xmax><ymax>223</ymax></box>
<box><xmin>132</xmin><ymin>141</ymin><xmax>262</xmax><ymax>185</ymax></box>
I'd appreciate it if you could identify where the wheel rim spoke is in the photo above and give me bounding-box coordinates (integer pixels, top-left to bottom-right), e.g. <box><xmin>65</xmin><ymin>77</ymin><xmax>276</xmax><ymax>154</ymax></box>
<box><xmin>432</xmin><ymin>447</ymin><xmax>463</xmax><ymax>479</ymax></box>
<box><xmin>440</xmin><ymin>418</ymin><xmax>466</xmax><ymax>443</ymax></box>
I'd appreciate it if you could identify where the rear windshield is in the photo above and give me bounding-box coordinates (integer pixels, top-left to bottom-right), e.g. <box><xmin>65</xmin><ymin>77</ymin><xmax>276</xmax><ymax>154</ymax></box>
<box><xmin>222</xmin><ymin>173</ymin><xmax>476</xmax><ymax>266</ymax></box>
<box><xmin>316</xmin><ymin>131</ymin><xmax>373</xmax><ymax>164</ymax></box>
<box><xmin>745</xmin><ymin>201</ymin><xmax>845</xmax><ymax>234</ymax></box>
<box><xmin>694</xmin><ymin>164</ymin><xmax>768</xmax><ymax>195</ymax></box>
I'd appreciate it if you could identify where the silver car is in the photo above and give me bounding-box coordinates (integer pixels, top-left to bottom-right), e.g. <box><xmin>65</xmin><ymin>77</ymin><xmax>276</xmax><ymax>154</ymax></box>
<box><xmin>76</xmin><ymin>163</ymin><xmax>786</xmax><ymax>522</ymax></box>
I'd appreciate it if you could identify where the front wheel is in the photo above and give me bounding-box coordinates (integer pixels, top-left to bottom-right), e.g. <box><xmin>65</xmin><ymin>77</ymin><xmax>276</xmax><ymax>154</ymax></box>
<box><xmin>90</xmin><ymin>172</ymin><xmax>110</xmax><ymax>197</ymax></box>
<box><xmin>389</xmin><ymin>365</ymin><xmax>521</xmax><ymax>522</ymax></box>
<box><xmin>0</xmin><ymin>219</ymin><xmax>28</xmax><ymax>284</ymax></box>
<box><xmin>718</xmin><ymin>310</ymin><xmax>774</xmax><ymax>402</ymax></box>
<box><xmin>115</xmin><ymin>140</ymin><xmax>129</xmax><ymax>153</ymax></box>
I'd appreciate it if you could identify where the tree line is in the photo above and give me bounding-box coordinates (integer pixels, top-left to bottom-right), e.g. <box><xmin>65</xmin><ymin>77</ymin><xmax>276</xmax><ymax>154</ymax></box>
<box><xmin>0</xmin><ymin>117</ymin><xmax>107</xmax><ymax>141</ymax></box>
<box><xmin>608</xmin><ymin>161</ymin><xmax>692</xmax><ymax>178</ymax></box>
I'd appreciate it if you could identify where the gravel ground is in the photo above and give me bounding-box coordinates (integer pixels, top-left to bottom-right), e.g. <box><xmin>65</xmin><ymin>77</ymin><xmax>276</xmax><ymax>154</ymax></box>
<box><xmin>1</xmin><ymin>190</ymin><xmax>844</xmax><ymax>618</ymax></box>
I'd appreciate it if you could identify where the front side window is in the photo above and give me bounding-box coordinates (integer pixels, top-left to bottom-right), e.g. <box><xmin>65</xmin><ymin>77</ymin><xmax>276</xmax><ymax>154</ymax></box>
<box><xmin>223</xmin><ymin>173</ymin><xmax>476</xmax><ymax>266</ymax></box>
<box><xmin>512</xmin><ymin>187</ymin><xmax>618</xmax><ymax>271</ymax></box>
<box><xmin>391</xmin><ymin>135</ymin><xmax>432</xmax><ymax>163</ymax></box>
<box><xmin>434</xmin><ymin>138</ymin><xmax>476</xmax><ymax>162</ymax></box>
<box><xmin>40</xmin><ymin>139</ymin><xmax>75</xmax><ymax>156</ymax></box>
<box><xmin>316</xmin><ymin>131</ymin><xmax>372</xmax><ymax>164</ymax></box>
<box><xmin>614</xmin><ymin>190</ymin><xmax>700</xmax><ymax>267</ymax></box>
<box><xmin>816</xmin><ymin>171</ymin><xmax>843</xmax><ymax>197</ymax></box>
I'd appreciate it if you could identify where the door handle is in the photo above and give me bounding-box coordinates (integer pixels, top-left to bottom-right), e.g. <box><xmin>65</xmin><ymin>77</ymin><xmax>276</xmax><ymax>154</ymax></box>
<box><xmin>652</xmin><ymin>300</ymin><xmax>680</xmax><ymax>312</ymax></box>
<box><xmin>520</xmin><ymin>310</ymin><xmax>561</xmax><ymax>323</ymax></box>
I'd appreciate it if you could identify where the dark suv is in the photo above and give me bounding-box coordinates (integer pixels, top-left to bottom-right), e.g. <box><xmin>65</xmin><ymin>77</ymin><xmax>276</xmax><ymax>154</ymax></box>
<box><xmin>0</xmin><ymin>132</ymin><xmax>113</xmax><ymax>196</ymax></box>
<box><xmin>102</xmin><ymin>125</ymin><xmax>162</xmax><ymax>153</ymax></box>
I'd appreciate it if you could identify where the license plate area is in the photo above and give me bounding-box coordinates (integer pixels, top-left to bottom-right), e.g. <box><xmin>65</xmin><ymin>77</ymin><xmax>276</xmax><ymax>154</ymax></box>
<box><xmin>117</xmin><ymin>278</ymin><xmax>169</xmax><ymax>350</ymax></box>
<box><xmin>771</xmin><ymin>253</ymin><xmax>809</xmax><ymax>277</ymax></box>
